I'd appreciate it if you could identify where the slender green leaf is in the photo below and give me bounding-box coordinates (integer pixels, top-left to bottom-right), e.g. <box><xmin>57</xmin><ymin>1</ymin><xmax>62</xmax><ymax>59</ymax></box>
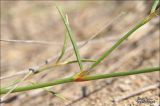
<box><xmin>56</xmin><ymin>6</ymin><xmax>84</xmax><ymax>71</ymax></box>
<box><xmin>89</xmin><ymin>11</ymin><xmax>157</xmax><ymax>70</ymax></box>
<box><xmin>151</xmin><ymin>0</ymin><xmax>159</xmax><ymax>13</ymax></box>
<box><xmin>56</xmin><ymin>33</ymin><xmax>68</xmax><ymax>63</ymax></box>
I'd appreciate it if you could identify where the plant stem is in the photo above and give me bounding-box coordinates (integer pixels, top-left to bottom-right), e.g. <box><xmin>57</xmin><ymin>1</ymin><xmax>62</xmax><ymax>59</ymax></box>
<box><xmin>32</xmin><ymin>59</ymin><xmax>96</xmax><ymax>74</ymax></box>
<box><xmin>57</xmin><ymin>7</ymin><xmax>84</xmax><ymax>71</ymax></box>
<box><xmin>151</xmin><ymin>0</ymin><xmax>159</xmax><ymax>13</ymax></box>
<box><xmin>89</xmin><ymin>10</ymin><xmax>159</xmax><ymax>70</ymax></box>
<box><xmin>1</xmin><ymin>67</ymin><xmax>159</xmax><ymax>94</ymax></box>
<box><xmin>56</xmin><ymin>33</ymin><xmax>68</xmax><ymax>63</ymax></box>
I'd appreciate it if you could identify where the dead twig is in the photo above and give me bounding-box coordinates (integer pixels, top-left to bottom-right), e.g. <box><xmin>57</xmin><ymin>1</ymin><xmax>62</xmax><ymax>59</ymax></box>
<box><xmin>113</xmin><ymin>83</ymin><xmax>160</xmax><ymax>103</ymax></box>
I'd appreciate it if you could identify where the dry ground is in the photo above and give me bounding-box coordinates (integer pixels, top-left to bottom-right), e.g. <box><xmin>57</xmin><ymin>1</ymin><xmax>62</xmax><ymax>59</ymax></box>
<box><xmin>0</xmin><ymin>1</ymin><xmax>160</xmax><ymax>106</ymax></box>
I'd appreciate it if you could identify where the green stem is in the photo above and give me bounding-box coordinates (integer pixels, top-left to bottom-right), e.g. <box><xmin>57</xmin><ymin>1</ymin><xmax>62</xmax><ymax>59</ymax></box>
<box><xmin>1</xmin><ymin>67</ymin><xmax>159</xmax><ymax>94</ymax></box>
<box><xmin>151</xmin><ymin>0</ymin><xmax>159</xmax><ymax>13</ymax></box>
<box><xmin>56</xmin><ymin>33</ymin><xmax>68</xmax><ymax>63</ymax></box>
<box><xmin>89</xmin><ymin>10</ymin><xmax>159</xmax><ymax>69</ymax></box>
<box><xmin>57</xmin><ymin>7</ymin><xmax>84</xmax><ymax>71</ymax></box>
<box><xmin>35</xmin><ymin>59</ymin><xmax>96</xmax><ymax>73</ymax></box>
<box><xmin>64</xmin><ymin>59</ymin><xmax>96</xmax><ymax>64</ymax></box>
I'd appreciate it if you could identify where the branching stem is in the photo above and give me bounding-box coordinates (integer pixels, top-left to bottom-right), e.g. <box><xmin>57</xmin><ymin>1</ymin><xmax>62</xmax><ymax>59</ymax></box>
<box><xmin>0</xmin><ymin>67</ymin><xmax>159</xmax><ymax>95</ymax></box>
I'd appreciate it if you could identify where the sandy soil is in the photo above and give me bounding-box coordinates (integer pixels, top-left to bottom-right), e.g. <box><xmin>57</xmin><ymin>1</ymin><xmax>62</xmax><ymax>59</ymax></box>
<box><xmin>0</xmin><ymin>1</ymin><xmax>159</xmax><ymax>106</ymax></box>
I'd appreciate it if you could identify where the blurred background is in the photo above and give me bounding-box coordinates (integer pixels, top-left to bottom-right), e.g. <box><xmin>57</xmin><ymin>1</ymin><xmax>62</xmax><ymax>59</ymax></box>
<box><xmin>0</xmin><ymin>1</ymin><xmax>159</xmax><ymax>106</ymax></box>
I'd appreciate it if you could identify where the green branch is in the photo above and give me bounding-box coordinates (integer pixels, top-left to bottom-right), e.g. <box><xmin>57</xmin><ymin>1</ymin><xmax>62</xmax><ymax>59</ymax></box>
<box><xmin>1</xmin><ymin>67</ymin><xmax>159</xmax><ymax>94</ymax></box>
<box><xmin>89</xmin><ymin>10</ymin><xmax>159</xmax><ymax>70</ymax></box>
<box><xmin>151</xmin><ymin>0</ymin><xmax>159</xmax><ymax>13</ymax></box>
<box><xmin>33</xmin><ymin>59</ymin><xmax>96</xmax><ymax>74</ymax></box>
<box><xmin>57</xmin><ymin>7</ymin><xmax>84</xmax><ymax>71</ymax></box>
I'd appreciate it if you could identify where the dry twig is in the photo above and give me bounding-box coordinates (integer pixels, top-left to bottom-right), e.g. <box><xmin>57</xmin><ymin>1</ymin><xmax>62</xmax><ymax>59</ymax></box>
<box><xmin>113</xmin><ymin>83</ymin><xmax>160</xmax><ymax>103</ymax></box>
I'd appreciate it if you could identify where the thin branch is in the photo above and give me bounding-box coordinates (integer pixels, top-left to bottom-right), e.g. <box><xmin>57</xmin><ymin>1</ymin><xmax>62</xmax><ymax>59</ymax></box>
<box><xmin>0</xmin><ymin>71</ymin><xmax>28</xmax><ymax>80</ymax></box>
<box><xmin>89</xmin><ymin>10</ymin><xmax>159</xmax><ymax>70</ymax></box>
<box><xmin>79</xmin><ymin>12</ymin><xmax>126</xmax><ymax>47</ymax></box>
<box><xmin>0</xmin><ymin>67</ymin><xmax>159</xmax><ymax>94</ymax></box>
<box><xmin>0</xmin><ymin>36</ymin><xmax>117</xmax><ymax>46</ymax></box>
<box><xmin>0</xmin><ymin>39</ymin><xmax>62</xmax><ymax>45</ymax></box>
<box><xmin>113</xmin><ymin>83</ymin><xmax>160</xmax><ymax>103</ymax></box>
<box><xmin>56</xmin><ymin>33</ymin><xmax>68</xmax><ymax>63</ymax></box>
